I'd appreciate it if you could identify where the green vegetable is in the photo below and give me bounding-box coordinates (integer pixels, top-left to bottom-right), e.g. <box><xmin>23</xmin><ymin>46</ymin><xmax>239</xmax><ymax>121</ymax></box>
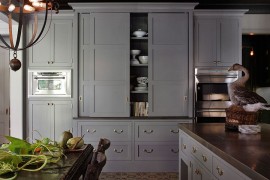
<box><xmin>0</xmin><ymin>135</ymin><xmax>63</xmax><ymax>180</ymax></box>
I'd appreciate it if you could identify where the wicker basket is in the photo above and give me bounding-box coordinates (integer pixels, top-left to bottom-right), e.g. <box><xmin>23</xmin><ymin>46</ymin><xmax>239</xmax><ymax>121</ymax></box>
<box><xmin>225</xmin><ymin>105</ymin><xmax>259</xmax><ymax>131</ymax></box>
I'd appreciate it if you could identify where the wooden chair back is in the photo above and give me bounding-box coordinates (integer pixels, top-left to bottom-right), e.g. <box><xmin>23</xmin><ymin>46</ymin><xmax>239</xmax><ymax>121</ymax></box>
<box><xmin>83</xmin><ymin>138</ymin><xmax>110</xmax><ymax>180</ymax></box>
<box><xmin>83</xmin><ymin>151</ymin><xmax>106</xmax><ymax>180</ymax></box>
<box><xmin>97</xmin><ymin>138</ymin><xmax>111</xmax><ymax>153</ymax></box>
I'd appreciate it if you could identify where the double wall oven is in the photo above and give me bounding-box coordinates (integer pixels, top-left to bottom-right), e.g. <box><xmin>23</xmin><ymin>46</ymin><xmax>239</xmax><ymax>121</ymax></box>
<box><xmin>195</xmin><ymin>68</ymin><xmax>238</xmax><ymax>123</ymax></box>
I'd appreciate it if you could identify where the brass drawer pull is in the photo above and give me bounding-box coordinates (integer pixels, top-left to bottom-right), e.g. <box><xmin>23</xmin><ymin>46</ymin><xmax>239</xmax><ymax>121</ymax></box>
<box><xmin>86</xmin><ymin>129</ymin><xmax>96</xmax><ymax>133</ymax></box>
<box><xmin>143</xmin><ymin>149</ymin><xmax>153</xmax><ymax>153</ymax></box>
<box><xmin>216</xmin><ymin>166</ymin><xmax>224</xmax><ymax>176</ymax></box>
<box><xmin>114</xmin><ymin>148</ymin><xmax>123</xmax><ymax>153</ymax></box>
<box><xmin>114</xmin><ymin>129</ymin><xmax>123</xmax><ymax>134</ymax></box>
<box><xmin>183</xmin><ymin>144</ymin><xmax>187</xmax><ymax>149</ymax></box>
<box><xmin>192</xmin><ymin>147</ymin><xmax>197</xmax><ymax>153</ymax></box>
<box><xmin>143</xmin><ymin>130</ymin><xmax>153</xmax><ymax>134</ymax></box>
<box><xmin>202</xmin><ymin>155</ymin><xmax>207</xmax><ymax>162</ymax></box>
<box><xmin>195</xmin><ymin>169</ymin><xmax>201</xmax><ymax>175</ymax></box>
<box><xmin>171</xmin><ymin>148</ymin><xmax>179</xmax><ymax>153</ymax></box>
<box><xmin>170</xmin><ymin>129</ymin><xmax>179</xmax><ymax>133</ymax></box>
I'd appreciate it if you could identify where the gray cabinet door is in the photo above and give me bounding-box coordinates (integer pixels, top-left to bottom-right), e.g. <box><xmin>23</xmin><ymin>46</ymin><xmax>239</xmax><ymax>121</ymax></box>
<box><xmin>29</xmin><ymin>19</ymin><xmax>73</xmax><ymax>67</ymax></box>
<box><xmin>53</xmin><ymin>101</ymin><xmax>73</xmax><ymax>141</ymax></box>
<box><xmin>194</xmin><ymin>18</ymin><xmax>217</xmax><ymax>67</ymax></box>
<box><xmin>29</xmin><ymin>101</ymin><xmax>72</xmax><ymax>142</ymax></box>
<box><xmin>148</xmin><ymin>13</ymin><xmax>189</xmax><ymax>116</ymax></box>
<box><xmin>29</xmin><ymin>101</ymin><xmax>53</xmax><ymax>141</ymax></box>
<box><xmin>79</xmin><ymin>13</ymin><xmax>130</xmax><ymax>117</ymax></box>
<box><xmin>219</xmin><ymin>18</ymin><xmax>240</xmax><ymax>66</ymax></box>
<box><xmin>194</xmin><ymin>16</ymin><xmax>241</xmax><ymax>67</ymax></box>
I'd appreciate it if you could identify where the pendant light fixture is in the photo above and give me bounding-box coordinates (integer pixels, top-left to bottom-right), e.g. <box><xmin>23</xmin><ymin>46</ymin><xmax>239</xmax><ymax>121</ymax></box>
<box><xmin>0</xmin><ymin>0</ymin><xmax>59</xmax><ymax>71</ymax></box>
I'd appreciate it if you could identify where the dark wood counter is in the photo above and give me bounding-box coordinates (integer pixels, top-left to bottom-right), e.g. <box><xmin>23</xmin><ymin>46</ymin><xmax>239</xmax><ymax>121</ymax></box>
<box><xmin>179</xmin><ymin>123</ymin><xmax>270</xmax><ymax>180</ymax></box>
<box><xmin>16</xmin><ymin>144</ymin><xmax>93</xmax><ymax>180</ymax></box>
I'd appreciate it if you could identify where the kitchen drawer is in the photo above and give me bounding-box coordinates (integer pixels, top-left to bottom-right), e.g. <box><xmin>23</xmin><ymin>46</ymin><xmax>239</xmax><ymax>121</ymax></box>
<box><xmin>192</xmin><ymin>158</ymin><xmax>217</xmax><ymax>180</ymax></box>
<box><xmin>135</xmin><ymin>122</ymin><xmax>179</xmax><ymax>141</ymax></box>
<box><xmin>213</xmin><ymin>156</ymin><xmax>250</xmax><ymax>180</ymax></box>
<box><xmin>92</xmin><ymin>141</ymin><xmax>132</xmax><ymax>161</ymax></box>
<box><xmin>189</xmin><ymin>138</ymin><xmax>212</xmax><ymax>172</ymax></box>
<box><xmin>78</xmin><ymin>121</ymin><xmax>132</xmax><ymax>142</ymax></box>
<box><xmin>180</xmin><ymin>132</ymin><xmax>191</xmax><ymax>157</ymax></box>
<box><xmin>135</xmin><ymin>142</ymin><xmax>179</xmax><ymax>161</ymax></box>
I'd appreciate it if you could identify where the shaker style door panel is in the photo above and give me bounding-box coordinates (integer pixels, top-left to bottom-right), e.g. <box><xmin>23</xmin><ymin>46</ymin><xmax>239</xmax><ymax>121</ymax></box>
<box><xmin>29</xmin><ymin>21</ymin><xmax>52</xmax><ymax>66</ymax></box>
<box><xmin>94</xmin><ymin>46</ymin><xmax>128</xmax><ymax>81</ymax></box>
<box><xmin>53</xmin><ymin>101</ymin><xmax>73</xmax><ymax>140</ymax></box>
<box><xmin>219</xmin><ymin>18</ymin><xmax>240</xmax><ymax>66</ymax></box>
<box><xmin>53</xmin><ymin>20</ymin><xmax>73</xmax><ymax>66</ymax></box>
<box><xmin>148</xmin><ymin>13</ymin><xmax>189</xmax><ymax>116</ymax></box>
<box><xmin>29</xmin><ymin>101</ymin><xmax>53</xmax><ymax>141</ymax></box>
<box><xmin>28</xmin><ymin>18</ymin><xmax>73</xmax><ymax>67</ymax></box>
<box><xmin>149</xmin><ymin>84</ymin><xmax>188</xmax><ymax>116</ymax></box>
<box><xmin>150</xmin><ymin>13</ymin><xmax>188</xmax><ymax>45</ymax></box>
<box><xmin>90</xmin><ymin>83</ymin><xmax>129</xmax><ymax>117</ymax></box>
<box><xmin>79</xmin><ymin>12</ymin><xmax>130</xmax><ymax>117</ymax></box>
<box><xmin>79</xmin><ymin>85</ymin><xmax>92</xmax><ymax>116</ymax></box>
<box><xmin>194</xmin><ymin>18</ymin><xmax>217</xmax><ymax>67</ymax></box>
<box><xmin>151</xmin><ymin>46</ymin><xmax>188</xmax><ymax>81</ymax></box>
<box><xmin>93</xmin><ymin>13</ymin><xmax>130</xmax><ymax>45</ymax></box>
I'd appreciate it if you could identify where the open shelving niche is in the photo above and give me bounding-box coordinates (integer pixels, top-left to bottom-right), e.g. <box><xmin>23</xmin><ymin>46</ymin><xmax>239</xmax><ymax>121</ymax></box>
<box><xmin>130</xmin><ymin>13</ymin><xmax>149</xmax><ymax>117</ymax></box>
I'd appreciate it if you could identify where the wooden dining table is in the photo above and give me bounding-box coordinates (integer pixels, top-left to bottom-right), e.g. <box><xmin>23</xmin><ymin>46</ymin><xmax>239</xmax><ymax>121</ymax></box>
<box><xmin>16</xmin><ymin>144</ymin><xmax>94</xmax><ymax>180</ymax></box>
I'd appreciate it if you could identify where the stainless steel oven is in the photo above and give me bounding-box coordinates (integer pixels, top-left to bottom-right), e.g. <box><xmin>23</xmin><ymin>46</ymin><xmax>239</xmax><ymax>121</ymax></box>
<box><xmin>195</xmin><ymin>68</ymin><xmax>238</xmax><ymax>123</ymax></box>
<box><xmin>28</xmin><ymin>70</ymin><xmax>71</xmax><ymax>97</ymax></box>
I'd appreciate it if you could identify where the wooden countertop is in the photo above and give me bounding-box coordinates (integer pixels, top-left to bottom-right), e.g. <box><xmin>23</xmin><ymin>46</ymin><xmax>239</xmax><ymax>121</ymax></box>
<box><xmin>179</xmin><ymin>123</ymin><xmax>270</xmax><ymax>180</ymax></box>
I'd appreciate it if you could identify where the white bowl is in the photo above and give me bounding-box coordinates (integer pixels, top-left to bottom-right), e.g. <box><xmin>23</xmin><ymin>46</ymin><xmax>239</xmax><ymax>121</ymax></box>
<box><xmin>133</xmin><ymin>29</ymin><xmax>147</xmax><ymax>37</ymax></box>
<box><xmin>137</xmin><ymin>77</ymin><xmax>148</xmax><ymax>84</ymax></box>
<box><xmin>138</xmin><ymin>56</ymin><xmax>148</xmax><ymax>64</ymax></box>
<box><xmin>131</xmin><ymin>59</ymin><xmax>140</xmax><ymax>65</ymax></box>
<box><xmin>131</xmin><ymin>50</ymin><xmax>141</xmax><ymax>56</ymax></box>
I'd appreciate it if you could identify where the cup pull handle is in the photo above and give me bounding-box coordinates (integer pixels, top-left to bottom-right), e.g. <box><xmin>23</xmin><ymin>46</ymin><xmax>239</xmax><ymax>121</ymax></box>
<box><xmin>114</xmin><ymin>148</ymin><xmax>123</xmax><ymax>153</ymax></box>
<box><xmin>114</xmin><ymin>129</ymin><xmax>123</xmax><ymax>134</ymax></box>
<box><xmin>143</xmin><ymin>149</ymin><xmax>153</xmax><ymax>153</ymax></box>
<box><xmin>144</xmin><ymin>130</ymin><xmax>153</xmax><ymax>134</ymax></box>
<box><xmin>87</xmin><ymin>129</ymin><xmax>96</xmax><ymax>133</ymax></box>
<box><xmin>171</xmin><ymin>148</ymin><xmax>179</xmax><ymax>153</ymax></box>
<box><xmin>170</xmin><ymin>129</ymin><xmax>179</xmax><ymax>134</ymax></box>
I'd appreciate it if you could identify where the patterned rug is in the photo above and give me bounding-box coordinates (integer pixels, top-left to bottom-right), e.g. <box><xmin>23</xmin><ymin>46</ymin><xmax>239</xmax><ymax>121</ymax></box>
<box><xmin>99</xmin><ymin>172</ymin><xmax>178</xmax><ymax>180</ymax></box>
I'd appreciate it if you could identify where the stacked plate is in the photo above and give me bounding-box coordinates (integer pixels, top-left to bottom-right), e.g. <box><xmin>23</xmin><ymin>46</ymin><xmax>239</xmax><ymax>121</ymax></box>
<box><xmin>134</xmin><ymin>83</ymin><xmax>147</xmax><ymax>91</ymax></box>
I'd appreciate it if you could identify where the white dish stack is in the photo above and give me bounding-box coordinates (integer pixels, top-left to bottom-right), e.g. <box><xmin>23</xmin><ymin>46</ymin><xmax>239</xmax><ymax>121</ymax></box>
<box><xmin>134</xmin><ymin>77</ymin><xmax>148</xmax><ymax>91</ymax></box>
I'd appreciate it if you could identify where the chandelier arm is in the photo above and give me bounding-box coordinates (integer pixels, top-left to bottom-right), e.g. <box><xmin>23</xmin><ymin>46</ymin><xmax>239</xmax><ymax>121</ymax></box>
<box><xmin>18</xmin><ymin>0</ymin><xmax>49</xmax><ymax>51</ymax></box>
<box><xmin>14</xmin><ymin>0</ymin><xmax>24</xmax><ymax>50</ymax></box>
<box><xmin>0</xmin><ymin>35</ymin><xmax>12</xmax><ymax>49</ymax></box>
<box><xmin>24</xmin><ymin>13</ymin><xmax>38</xmax><ymax>48</ymax></box>
<box><xmin>8</xmin><ymin>14</ymin><xmax>15</xmax><ymax>49</ymax></box>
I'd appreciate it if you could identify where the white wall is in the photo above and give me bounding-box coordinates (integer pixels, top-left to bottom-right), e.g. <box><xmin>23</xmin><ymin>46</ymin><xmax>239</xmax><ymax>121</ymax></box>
<box><xmin>242</xmin><ymin>14</ymin><xmax>270</xmax><ymax>34</ymax></box>
<box><xmin>0</xmin><ymin>18</ymin><xmax>23</xmax><ymax>139</ymax></box>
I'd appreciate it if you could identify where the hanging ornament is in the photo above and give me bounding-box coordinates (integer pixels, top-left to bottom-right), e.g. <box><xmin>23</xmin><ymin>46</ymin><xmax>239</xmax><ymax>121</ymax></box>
<box><xmin>9</xmin><ymin>51</ymin><xmax>21</xmax><ymax>71</ymax></box>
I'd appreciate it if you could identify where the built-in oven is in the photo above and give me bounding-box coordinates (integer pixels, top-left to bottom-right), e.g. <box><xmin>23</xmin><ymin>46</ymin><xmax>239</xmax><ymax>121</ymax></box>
<box><xmin>195</xmin><ymin>68</ymin><xmax>238</xmax><ymax>123</ymax></box>
<box><xmin>28</xmin><ymin>70</ymin><xmax>71</xmax><ymax>97</ymax></box>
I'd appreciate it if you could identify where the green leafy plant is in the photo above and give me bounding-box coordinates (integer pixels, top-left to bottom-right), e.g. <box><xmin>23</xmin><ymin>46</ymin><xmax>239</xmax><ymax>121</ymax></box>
<box><xmin>0</xmin><ymin>135</ymin><xmax>63</xmax><ymax>179</ymax></box>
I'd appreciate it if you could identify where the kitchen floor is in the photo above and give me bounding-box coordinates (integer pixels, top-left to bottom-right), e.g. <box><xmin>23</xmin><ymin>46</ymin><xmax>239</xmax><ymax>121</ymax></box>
<box><xmin>99</xmin><ymin>172</ymin><xmax>178</xmax><ymax>180</ymax></box>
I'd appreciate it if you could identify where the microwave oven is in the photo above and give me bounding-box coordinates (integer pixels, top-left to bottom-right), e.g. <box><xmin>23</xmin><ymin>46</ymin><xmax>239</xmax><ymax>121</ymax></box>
<box><xmin>28</xmin><ymin>70</ymin><xmax>71</xmax><ymax>97</ymax></box>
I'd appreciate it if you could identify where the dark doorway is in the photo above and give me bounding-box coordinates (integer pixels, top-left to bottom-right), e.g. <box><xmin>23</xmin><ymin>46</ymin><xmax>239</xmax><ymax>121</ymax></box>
<box><xmin>242</xmin><ymin>35</ymin><xmax>270</xmax><ymax>90</ymax></box>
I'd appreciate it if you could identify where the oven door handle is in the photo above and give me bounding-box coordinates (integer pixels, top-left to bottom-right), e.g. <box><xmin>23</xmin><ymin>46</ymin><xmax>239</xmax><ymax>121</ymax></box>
<box><xmin>196</xmin><ymin>109</ymin><xmax>226</xmax><ymax>112</ymax></box>
<box><xmin>34</xmin><ymin>77</ymin><xmax>65</xmax><ymax>79</ymax></box>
